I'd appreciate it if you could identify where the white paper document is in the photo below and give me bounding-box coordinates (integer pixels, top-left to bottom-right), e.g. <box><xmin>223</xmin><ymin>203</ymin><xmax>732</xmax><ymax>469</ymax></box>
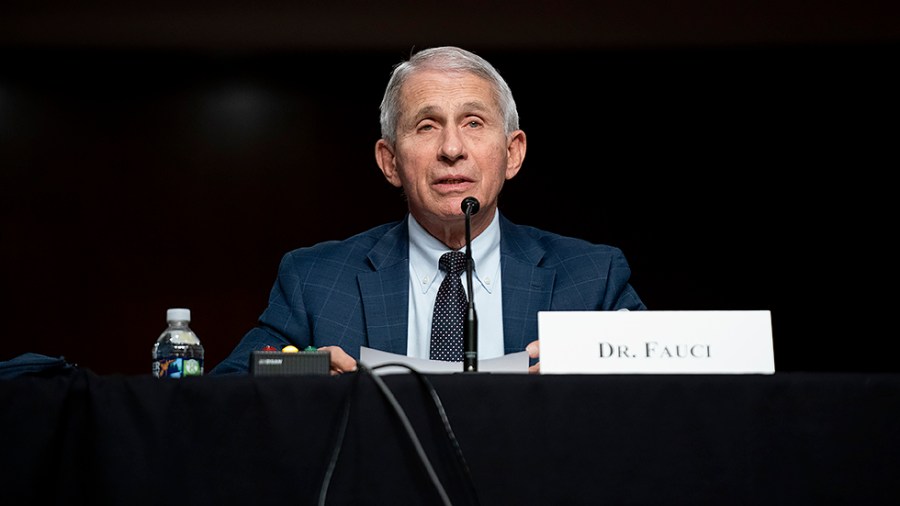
<box><xmin>539</xmin><ymin>310</ymin><xmax>774</xmax><ymax>374</ymax></box>
<box><xmin>359</xmin><ymin>346</ymin><xmax>530</xmax><ymax>375</ymax></box>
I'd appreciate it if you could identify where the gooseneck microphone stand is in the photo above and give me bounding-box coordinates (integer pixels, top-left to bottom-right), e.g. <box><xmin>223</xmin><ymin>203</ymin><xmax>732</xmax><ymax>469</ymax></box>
<box><xmin>461</xmin><ymin>196</ymin><xmax>480</xmax><ymax>372</ymax></box>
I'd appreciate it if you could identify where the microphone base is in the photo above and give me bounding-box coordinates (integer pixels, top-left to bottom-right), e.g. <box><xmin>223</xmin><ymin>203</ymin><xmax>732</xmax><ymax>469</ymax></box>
<box><xmin>463</xmin><ymin>351</ymin><xmax>478</xmax><ymax>373</ymax></box>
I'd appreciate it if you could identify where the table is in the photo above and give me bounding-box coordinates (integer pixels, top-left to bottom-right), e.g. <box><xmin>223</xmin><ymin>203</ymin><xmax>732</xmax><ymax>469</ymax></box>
<box><xmin>3</xmin><ymin>369</ymin><xmax>899</xmax><ymax>505</ymax></box>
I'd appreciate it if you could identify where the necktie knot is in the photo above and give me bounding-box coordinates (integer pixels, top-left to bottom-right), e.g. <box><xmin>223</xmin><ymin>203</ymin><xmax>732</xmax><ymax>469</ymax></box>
<box><xmin>440</xmin><ymin>251</ymin><xmax>467</xmax><ymax>277</ymax></box>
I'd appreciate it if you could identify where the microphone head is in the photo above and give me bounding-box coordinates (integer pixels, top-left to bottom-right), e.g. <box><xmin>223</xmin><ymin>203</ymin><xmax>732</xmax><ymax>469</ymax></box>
<box><xmin>461</xmin><ymin>196</ymin><xmax>480</xmax><ymax>216</ymax></box>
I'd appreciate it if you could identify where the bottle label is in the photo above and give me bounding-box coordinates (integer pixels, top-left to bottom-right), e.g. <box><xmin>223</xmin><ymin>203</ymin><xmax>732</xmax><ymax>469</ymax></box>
<box><xmin>153</xmin><ymin>357</ymin><xmax>204</xmax><ymax>378</ymax></box>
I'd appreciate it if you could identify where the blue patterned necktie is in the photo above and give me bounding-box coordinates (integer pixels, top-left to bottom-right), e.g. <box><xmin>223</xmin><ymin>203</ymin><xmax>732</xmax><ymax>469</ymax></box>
<box><xmin>429</xmin><ymin>251</ymin><xmax>468</xmax><ymax>362</ymax></box>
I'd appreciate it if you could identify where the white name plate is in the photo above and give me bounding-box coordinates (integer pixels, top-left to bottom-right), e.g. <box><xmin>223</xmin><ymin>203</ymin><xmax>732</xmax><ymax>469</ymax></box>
<box><xmin>538</xmin><ymin>310</ymin><xmax>774</xmax><ymax>374</ymax></box>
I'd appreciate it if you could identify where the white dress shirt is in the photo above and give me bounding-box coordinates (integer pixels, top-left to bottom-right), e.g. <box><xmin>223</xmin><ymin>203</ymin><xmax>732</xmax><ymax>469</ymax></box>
<box><xmin>406</xmin><ymin>210</ymin><xmax>504</xmax><ymax>360</ymax></box>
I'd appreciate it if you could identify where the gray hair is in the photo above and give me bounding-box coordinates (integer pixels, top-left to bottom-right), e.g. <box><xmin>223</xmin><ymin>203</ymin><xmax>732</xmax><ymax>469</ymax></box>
<box><xmin>378</xmin><ymin>46</ymin><xmax>520</xmax><ymax>145</ymax></box>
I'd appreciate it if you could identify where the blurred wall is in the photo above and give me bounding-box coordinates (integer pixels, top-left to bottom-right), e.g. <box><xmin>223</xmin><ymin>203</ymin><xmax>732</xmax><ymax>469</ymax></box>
<box><xmin>1</xmin><ymin>2</ymin><xmax>898</xmax><ymax>374</ymax></box>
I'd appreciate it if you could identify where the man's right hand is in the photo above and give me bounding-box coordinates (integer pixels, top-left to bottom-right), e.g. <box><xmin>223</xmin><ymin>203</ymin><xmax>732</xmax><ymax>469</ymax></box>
<box><xmin>317</xmin><ymin>346</ymin><xmax>358</xmax><ymax>375</ymax></box>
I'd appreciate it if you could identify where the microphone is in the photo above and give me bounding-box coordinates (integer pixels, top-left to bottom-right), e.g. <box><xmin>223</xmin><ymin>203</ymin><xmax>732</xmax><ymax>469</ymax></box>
<box><xmin>461</xmin><ymin>196</ymin><xmax>480</xmax><ymax>372</ymax></box>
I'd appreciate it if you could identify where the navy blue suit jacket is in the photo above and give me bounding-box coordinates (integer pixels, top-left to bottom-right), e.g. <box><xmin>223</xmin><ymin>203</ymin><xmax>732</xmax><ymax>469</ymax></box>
<box><xmin>210</xmin><ymin>214</ymin><xmax>645</xmax><ymax>374</ymax></box>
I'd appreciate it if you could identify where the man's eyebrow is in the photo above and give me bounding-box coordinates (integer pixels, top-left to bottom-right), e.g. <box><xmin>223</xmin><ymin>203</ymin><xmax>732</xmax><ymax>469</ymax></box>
<box><xmin>414</xmin><ymin>105</ymin><xmax>440</xmax><ymax>119</ymax></box>
<box><xmin>460</xmin><ymin>101</ymin><xmax>490</xmax><ymax>114</ymax></box>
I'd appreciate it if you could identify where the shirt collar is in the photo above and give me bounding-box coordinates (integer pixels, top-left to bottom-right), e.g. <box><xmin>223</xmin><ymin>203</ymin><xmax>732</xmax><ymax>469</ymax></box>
<box><xmin>408</xmin><ymin>209</ymin><xmax>501</xmax><ymax>295</ymax></box>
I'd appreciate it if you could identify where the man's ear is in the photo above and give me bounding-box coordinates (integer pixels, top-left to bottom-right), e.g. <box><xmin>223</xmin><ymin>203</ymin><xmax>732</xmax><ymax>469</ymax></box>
<box><xmin>375</xmin><ymin>139</ymin><xmax>403</xmax><ymax>188</ymax></box>
<box><xmin>505</xmin><ymin>130</ymin><xmax>527</xmax><ymax>180</ymax></box>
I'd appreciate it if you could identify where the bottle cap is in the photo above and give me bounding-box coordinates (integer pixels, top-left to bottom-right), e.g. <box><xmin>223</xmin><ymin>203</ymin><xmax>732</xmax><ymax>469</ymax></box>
<box><xmin>166</xmin><ymin>308</ymin><xmax>191</xmax><ymax>322</ymax></box>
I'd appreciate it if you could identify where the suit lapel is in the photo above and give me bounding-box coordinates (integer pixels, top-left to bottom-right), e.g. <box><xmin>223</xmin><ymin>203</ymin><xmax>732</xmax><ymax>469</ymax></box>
<box><xmin>499</xmin><ymin>216</ymin><xmax>556</xmax><ymax>352</ymax></box>
<box><xmin>355</xmin><ymin>214</ymin><xmax>556</xmax><ymax>356</ymax></box>
<box><xmin>358</xmin><ymin>220</ymin><xmax>410</xmax><ymax>356</ymax></box>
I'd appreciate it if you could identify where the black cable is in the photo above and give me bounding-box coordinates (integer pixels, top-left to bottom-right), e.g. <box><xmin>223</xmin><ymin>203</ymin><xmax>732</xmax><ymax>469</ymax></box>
<box><xmin>317</xmin><ymin>370</ymin><xmax>362</xmax><ymax>506</ymax></box>
<box><xmin>358</xmin><ymin>363</ymin><xmax>454</xmax><ymax>506</ymax></box>
<box><xmin>317</xmin><ymin>363</ymin><xmax>482</xmax><ymax>506</ymax></box>
<box><xmin>371</xmin><ymin>363</ymin><xmax>481</xmax><ymax>506</ymax></box>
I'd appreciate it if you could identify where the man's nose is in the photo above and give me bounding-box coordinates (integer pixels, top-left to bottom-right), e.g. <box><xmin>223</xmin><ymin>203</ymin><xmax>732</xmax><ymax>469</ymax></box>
<box><xmin>438</xmin><ymin>128</ymin><xmax>466</xmax><ymax>162</ymax></box>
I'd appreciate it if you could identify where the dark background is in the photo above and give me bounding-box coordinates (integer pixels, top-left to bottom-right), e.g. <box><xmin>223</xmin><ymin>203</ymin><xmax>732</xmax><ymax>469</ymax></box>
<box><xmin>1</xmin><ymin>1</ymin><xmax>898</xmax><ymax>375</ymax></box>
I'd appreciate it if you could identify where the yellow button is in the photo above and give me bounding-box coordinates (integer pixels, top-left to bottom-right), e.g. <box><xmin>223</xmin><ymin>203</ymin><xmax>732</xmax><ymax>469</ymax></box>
<box><xmin>282</xmin><ymin>345</ymin><xmax>299</xmax><ymax>353</ymax></box>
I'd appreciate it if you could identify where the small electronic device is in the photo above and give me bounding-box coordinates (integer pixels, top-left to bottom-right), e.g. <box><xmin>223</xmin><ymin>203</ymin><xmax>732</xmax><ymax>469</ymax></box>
<box><xmin>249</xmin><ymin>349</ymin><xmax>330</xmax><ymax>376</ymax></box>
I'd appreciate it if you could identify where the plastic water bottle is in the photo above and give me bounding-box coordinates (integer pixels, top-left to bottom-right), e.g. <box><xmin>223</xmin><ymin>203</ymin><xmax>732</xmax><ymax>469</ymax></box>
<box><xmin>152</xmin><ymin>308</ymin><xmax>204</xmax><ymax>378</ymax></box>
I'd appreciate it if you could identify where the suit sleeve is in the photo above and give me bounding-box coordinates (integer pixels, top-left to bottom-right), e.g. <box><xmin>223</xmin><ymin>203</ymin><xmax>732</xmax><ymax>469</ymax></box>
<box><xmin>604</xmin><ymin>247</ymin><xmax>647</xmax><ymax>311</ymax></box>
